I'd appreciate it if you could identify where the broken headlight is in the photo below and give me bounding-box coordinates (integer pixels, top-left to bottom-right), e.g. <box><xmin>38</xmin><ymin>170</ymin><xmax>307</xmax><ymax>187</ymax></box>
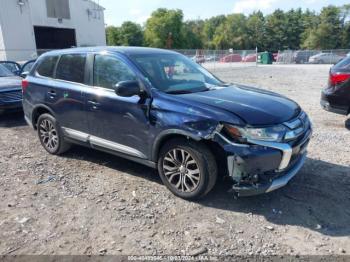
<box><xmin>223</xmin><ymin>124</ymin><xmax>287</xmax><ymax>143</ymax></box>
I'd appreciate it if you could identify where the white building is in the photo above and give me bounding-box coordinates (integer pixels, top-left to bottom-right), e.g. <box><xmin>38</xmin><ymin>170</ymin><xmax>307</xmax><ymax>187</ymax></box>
<box><xmin>0</xmin><ymin>0</ymin><xmax>106</xmax><ymax>61</ymax></box>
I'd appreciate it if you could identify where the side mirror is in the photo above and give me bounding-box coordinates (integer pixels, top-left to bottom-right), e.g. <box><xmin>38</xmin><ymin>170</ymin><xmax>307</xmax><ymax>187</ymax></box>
<box><xmin>115</xmin><ymin>80</ymin><xmax>142</xmax><ymax>97</ymax></box>
<box><xmin>20</xmin><ymin>71</ymin><xmax>29</xmax><ymax>78</ymax></box>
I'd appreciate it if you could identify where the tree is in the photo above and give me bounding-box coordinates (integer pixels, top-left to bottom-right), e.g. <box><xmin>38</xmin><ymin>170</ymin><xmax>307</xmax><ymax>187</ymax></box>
<box><xmin>181</xmin><ymin>21</ymin><xmax>204</xmax><ymax>49</ymax></box>
<box><xmin>144</xmin><ymin>8</ymin><xmax>184</xmax><ymax>48</ymax></box>
<box><xmin>202</xmin><ymin>15</ymin><xmax>227</xmax><ymax>48</ymax></box>
<box><xmin>106</xmin><ymin>26</ymin><xmax>121</xmax><ymax>46</ymax></box>
<box><xmin>246</xmin><ymin>11</ymin><xmax>266</xmax><ymax>50</ymax></box>
<box><xmin>212</xmin><ymin>14</ymin><xmax>248</xmax><ymax>49</ymax></box>
<box><xmin>119</xmin><ymin>21</ymin><xmax>143</xmax><ymax>46</ymax></box>
<box><xmin>301</xmin><ymin>6</ymin><xmax>343</xmax><ymax>49</ymax></box>
<box><xmin>265</xmin><ymin>10</ymin><xmax>288</xmax><ymax>51</ymax></box>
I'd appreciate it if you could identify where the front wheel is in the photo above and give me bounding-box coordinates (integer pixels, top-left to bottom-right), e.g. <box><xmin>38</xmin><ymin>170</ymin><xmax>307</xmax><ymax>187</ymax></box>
<box><xmin>37</xmin><ymin>113</ymin><xmax>71</xmax><ymax>155</ymax></box>
<box><xmin>157</xmin><ymin>138</ymin><xmax>217</xmax><ymax>200</ymax></box>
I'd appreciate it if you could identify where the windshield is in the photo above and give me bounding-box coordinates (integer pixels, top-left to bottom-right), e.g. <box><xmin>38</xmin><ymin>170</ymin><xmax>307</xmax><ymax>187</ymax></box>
<box><xmin>129</xmin><ymin>53</ymin><xmax>224</xmax><ymax>94</ymax></box>
<box><xmin>0</xmin><ymin>64</ymin><xmax>15</xmax><ymax>77</ymax></box>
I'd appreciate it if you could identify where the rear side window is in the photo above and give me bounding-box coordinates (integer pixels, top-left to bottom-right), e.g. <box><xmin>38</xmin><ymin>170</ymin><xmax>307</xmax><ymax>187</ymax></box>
<box><xmin>93</xmin><ymin>55</ymin><xmax>136</xmax><ymax>89</ymax></box>
<box><xmin>36</xmin><ymin>56</ymin><xmax>59</xmax><ymax>78</ymax></box>
<box><xmin>333</xmin><ymin>57</ymin><xmax>350</xmax><ymax>71</ymax></box>
<box><xmin>56</xmin><ymin>54</ymin><xmax>86</xmax><ymax>84</ymax></box>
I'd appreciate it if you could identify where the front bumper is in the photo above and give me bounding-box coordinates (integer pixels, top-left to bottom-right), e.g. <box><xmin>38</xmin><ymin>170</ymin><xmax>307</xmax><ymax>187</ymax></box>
<box><xmin>213</xmin><ymin>122</ymin><xmax>312</xmax><ymax>197</ymax></box>
<box><xmin>231</xmin><ymin>153</ymin><xmax>306</xmax><ymax>196</ymax></box>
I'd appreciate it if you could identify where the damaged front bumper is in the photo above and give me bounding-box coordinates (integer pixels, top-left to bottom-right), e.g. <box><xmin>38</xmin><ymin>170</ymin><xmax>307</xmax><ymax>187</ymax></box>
<box><xmin>213</xmin><ymin>126</ymin><xmax>312</xmax><ymax>197</ymax></box>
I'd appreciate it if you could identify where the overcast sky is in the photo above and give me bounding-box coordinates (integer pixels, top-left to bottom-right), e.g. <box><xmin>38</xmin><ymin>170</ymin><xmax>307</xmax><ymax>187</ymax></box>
<box><xmin>98</xmin><ymin>0</ymin><xmax>349</xmax><ymax>26</ymax></box>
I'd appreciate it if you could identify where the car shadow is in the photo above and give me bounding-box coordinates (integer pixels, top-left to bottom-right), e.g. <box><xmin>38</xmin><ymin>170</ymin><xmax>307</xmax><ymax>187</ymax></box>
<box><xmin>63</xmin><ymin>146</ymin><xmax>161</xmax><ymax>185</ymax></box>
<box><xmin>62</xmin><ymin>147</ymin><xmax>350</xmax><ymax>237</ymax></box>
<box><xmin>201</xmin><ymin>157</ymin><xmax>350</xmax><ymax>237</ymax></box>
<box><xmin>0</xmin><ymin>111</ymin><xmax>26</xmax><ymax>128</ymax></box>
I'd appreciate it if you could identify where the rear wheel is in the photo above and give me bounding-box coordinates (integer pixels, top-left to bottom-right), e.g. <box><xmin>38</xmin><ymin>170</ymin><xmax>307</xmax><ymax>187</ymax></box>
<box><xmin>37</xmin><ymin>113</ymin><xmax>71</xmax><ymax>155</ymax></box>
<box><xmin>158</xmin><ymin>138</ymin><xmax>217</xmax><ymax>200</ymax></box>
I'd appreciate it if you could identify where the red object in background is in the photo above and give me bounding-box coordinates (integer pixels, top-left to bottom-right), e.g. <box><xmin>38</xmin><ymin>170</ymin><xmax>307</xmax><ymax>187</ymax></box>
<box><xmin>329</xmin><ymin>72</ymin><xmax>350</xmax><ymax>86</ymax></box>
<box><xmin>242</xmin><ymin>54</ymin><xmax>257</xmax><ymax>62</ymax></box>
<box><xmin>273</xmin><ymin>53</ymin><xmax>278</xmax><ymax>62</ymax></box>
<box><xmin>220</xmin><ymin>54</ymin><xmax>242</xmax><ymax>63</ymax></box>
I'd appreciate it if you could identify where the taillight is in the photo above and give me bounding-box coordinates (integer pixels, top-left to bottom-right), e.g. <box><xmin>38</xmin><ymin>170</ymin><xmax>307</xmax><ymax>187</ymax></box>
<box><xmin>329</xmin><ymin>72</ymin><xmax>350</xmax><ymax>86</ymax></box>
<box><xmin>21</xmin><ymin>79</ymin><xmax>29</xmax><ymax>93</ymax></box>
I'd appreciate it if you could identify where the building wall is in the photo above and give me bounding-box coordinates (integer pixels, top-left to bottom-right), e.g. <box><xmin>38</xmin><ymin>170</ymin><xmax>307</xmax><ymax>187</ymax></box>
<box><xmin>0</xmin><ymin>0</ymin><xmax>106</xmax><ymax>61</ymax></box>
<box><xmin>0</xmin><ymin>0</ymin><xmax>36</xmax><ymax>61</ymax></box>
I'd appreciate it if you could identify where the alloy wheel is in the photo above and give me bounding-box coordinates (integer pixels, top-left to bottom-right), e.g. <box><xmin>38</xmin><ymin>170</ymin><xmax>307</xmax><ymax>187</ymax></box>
<box><xmin>39</xmin><ymin>119</ymin><xmax>59</xmax><ymax>151</ymax></box>
<box><xmin>162</xmin><ymin>148</ymin><xmax>201</xmax><ymax>193</ymax></box>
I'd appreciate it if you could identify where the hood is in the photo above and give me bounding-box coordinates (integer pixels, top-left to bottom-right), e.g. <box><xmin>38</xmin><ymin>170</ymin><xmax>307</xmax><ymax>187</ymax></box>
<box><xmin>0</xmin><ymin>76</ymin><xmax>22</xmax><ymax>91</ymax></box>
<box><xmin>177</xmin><ymin>85</ymin><xmax>300</xmax><ymax>126</ymax></box>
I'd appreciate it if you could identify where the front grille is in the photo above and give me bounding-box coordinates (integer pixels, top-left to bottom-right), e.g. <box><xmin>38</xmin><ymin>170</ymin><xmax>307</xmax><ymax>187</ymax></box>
<box><xmin>283</xmin><ymin>111</ymin><xmax>311</xmax><ymax>142</ymax></box>
<box><xmin>0</xmin><ymin>90</ymin><xmax>22</xmax><ymax>104</ymax></box>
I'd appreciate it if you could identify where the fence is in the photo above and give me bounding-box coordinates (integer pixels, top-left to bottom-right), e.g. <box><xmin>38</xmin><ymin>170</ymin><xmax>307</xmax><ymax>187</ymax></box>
<box><xmin>276</xmin><ymin>49</ymin><xmax>350</xmax><ymax>64</ymax></box>
<box><xmin>1</xmin><ymin>48</ymin><xmax>350</xmax><ymax>68</ymax></box>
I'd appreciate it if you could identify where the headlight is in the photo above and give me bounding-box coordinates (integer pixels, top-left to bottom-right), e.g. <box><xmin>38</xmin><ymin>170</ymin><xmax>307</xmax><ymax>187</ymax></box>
<box><xmin>223</xmin><ymin>124</ymin><xmax>287</xmax><ymax>143</ymax></box>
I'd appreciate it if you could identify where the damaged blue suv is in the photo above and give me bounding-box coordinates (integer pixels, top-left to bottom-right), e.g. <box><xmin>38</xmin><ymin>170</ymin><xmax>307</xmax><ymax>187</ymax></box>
<box><xmin>22</xmin><ymin>47</ymin><xmax>312</xmax><ymax>199</ymax></box>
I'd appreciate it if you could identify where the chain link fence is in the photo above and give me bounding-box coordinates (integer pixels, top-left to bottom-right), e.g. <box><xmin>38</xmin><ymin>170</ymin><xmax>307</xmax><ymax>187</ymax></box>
<box><xmin>1</xmin><ymin>48</ymin><xmax>350</xmax><ymax>68</ymax></box>
<box><xmin>276</xmin><ymin>49</ymin><xmax>350</xmax><ymax>64</ymax></box>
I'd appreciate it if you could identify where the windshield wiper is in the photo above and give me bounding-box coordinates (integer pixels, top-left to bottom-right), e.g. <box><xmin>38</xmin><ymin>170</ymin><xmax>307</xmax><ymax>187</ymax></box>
<box><xmin>166</xmin><ymin>90</ymin><xmax>196</xmax><ymax>94</ymax></box>
<box><xmin>166</xmin><ymin>87</ymin><xmax>211</xmax><ymax>94</ymax></box>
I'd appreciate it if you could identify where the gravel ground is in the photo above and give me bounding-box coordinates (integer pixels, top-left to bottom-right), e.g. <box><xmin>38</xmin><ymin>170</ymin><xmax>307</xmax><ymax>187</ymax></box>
<box><xmin>0</xmin><ymin>64</ymin><xmax>349</xmax><ymax>256</ymax></box>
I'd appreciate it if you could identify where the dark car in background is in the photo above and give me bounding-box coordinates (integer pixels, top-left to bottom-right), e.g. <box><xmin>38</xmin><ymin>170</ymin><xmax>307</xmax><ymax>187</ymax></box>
<box><xmin>23</xmin><ymin>47</ymin><xmax>312</xmax><ymax>199</ymax></box>
<box><xmin>293</xmin><ymin>50</ymin><xmax>320</xmax><ymax>64</ymax></box>
<box><xmin>0</xmin><ymin>59</ymin><xmax>36</xmax><ymax>77</ymax></box>
<box><xmin>321</xmin><ymin>56</ymin><xmax>350</xmax><ymax>116</ymax></box>
<box><xmin>0</xmin><ymin>64</ymin><xmax>23</xmax><ymax>114</ymax></box>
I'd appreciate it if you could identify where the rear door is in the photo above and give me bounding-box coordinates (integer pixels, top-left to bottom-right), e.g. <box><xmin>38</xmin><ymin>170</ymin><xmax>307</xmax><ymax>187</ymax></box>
<box><xmin>46</xmin><ymin>53</ymin><xmax>89</xmax><ymax>133</ymax></box>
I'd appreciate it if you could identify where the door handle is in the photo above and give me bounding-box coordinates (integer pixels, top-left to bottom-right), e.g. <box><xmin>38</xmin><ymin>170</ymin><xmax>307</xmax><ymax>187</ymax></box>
<box><xmin>88</xmin><ymin>100</ymin><xmax>100</xmax><ymax>109</ymax></box>
<box><xmin>48</xmin><ymin>90</ymin><xmax>56</xmax><ymax>98</ymax></box>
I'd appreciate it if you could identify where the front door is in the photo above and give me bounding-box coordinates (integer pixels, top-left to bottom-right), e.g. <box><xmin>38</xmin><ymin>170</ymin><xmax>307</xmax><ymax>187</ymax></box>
<box><xmin>85</xmin><ymin>54</ymin><xmax>151</xmax><ymax>159</ymax></box>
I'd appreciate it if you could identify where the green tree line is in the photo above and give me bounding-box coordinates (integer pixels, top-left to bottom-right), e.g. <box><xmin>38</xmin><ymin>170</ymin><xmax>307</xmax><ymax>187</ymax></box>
<box><xmin>106</xmin><ymin>5</ymin><xmax>350</xmax><ymax>51</ymax></box>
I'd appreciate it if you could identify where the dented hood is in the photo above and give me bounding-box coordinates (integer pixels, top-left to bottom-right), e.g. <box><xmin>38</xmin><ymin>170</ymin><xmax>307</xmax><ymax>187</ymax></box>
<box><xmin>178</xmin><ymin>85</ymin><xmax>301</xmax><ymax>126</ymax></box>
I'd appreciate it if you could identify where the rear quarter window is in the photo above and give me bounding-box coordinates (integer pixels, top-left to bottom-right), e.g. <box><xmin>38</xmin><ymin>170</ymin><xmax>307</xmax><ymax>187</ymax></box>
<box><xmin>56</xmin><ymin>54</ymin><xmax>86</xmax><ymax>84</ymax></box>
<box><xmin>36</xmin><ymin>56</ymin><xmax>59</xmax><ymax>78</ymax></box>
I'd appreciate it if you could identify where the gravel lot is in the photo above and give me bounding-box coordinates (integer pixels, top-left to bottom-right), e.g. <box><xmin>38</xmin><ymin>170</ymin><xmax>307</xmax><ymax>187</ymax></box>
<box><xmin>0</xmin><ymin>64</ymin><xmax>349</xmax><ymax>256</ymax></box>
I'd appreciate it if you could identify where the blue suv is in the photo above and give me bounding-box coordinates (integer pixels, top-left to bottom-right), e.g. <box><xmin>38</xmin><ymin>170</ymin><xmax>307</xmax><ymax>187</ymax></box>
<box><xmin>22</xmin><ymin>47</ymin><xmax>312</xmax><ymax>199</ymax></box>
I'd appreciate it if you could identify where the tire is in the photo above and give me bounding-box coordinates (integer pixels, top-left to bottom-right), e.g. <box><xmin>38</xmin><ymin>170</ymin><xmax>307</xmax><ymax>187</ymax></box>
<box><xmin>157</xmin><ymin>138</ymin><xmax>217</xmax><ymax>200</ymax></box>
<box><xmin>37</xmin><ymin>113</ymin><xmax>71</xmax><ymax>155</ymax></box>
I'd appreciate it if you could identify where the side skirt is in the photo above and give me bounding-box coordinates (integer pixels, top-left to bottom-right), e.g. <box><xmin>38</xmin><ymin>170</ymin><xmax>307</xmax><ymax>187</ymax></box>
<box><xmin>62</xmin><ymin>127</ymin><xmax>157</xmax><ymax>169</ymax></box>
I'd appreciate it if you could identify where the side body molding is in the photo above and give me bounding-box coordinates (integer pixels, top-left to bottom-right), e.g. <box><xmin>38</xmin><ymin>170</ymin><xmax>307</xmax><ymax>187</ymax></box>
<box><xmin>62</xmin><ymin>127</ymin><xmax>147</xmax><ymax>159</ymax></box>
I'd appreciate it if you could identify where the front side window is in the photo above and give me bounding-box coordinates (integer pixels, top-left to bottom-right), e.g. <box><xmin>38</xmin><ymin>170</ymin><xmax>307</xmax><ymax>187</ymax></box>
<box><xmin>93</xmin><ymin>55</ymin><xmax>137</xmax><ymax>89</ymax></box>
<box><xmin>36</xmin><ymin>56</ymin><xmax>59</xmax><ymax>78</ymax></box>
<box><xmin>129</xmin><ymin>53</ymin><xmax>223</xmax><ymax>94</ymax></box>
<box><xmin>56</xmin><ymin>54</ymin><xmax>86</xmax><ymax>84</ymax></box>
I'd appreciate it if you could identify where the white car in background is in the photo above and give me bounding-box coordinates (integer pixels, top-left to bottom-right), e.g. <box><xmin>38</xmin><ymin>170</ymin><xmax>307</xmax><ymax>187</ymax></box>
<box><xmin>308</xmin><ymin>53</ymin><xmax>344</xmax><ymax>64</ymax></box>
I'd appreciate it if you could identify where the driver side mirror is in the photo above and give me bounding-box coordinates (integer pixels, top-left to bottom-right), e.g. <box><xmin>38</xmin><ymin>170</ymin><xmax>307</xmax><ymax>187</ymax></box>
<box><xmin>115</xmin><ymin>80</ymin><xmax>142</xmax><ymax>97</ymax></box>
<box><xmin>20</xmin><ymin>71</ymin><xmax>29</xmax><ymax>78</ymax></box>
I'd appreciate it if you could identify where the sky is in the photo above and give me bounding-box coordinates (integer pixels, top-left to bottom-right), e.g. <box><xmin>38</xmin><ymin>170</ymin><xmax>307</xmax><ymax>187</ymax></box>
<box><xmin>98</xmin><ymin>0</ymin><xmax>349</xmax><ymax>26</ymax></box>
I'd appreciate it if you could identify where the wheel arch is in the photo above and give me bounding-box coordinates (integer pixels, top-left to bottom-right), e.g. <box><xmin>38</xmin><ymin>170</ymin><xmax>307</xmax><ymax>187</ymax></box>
<box><xmin>151</xmin><ymin>129</ymin><xmax>226</xmax><ymax>171</ymax></box>
<box><xmin>151</xmin><ymin>129</ymin><xmax>202</xmax><ymax>162</ymax></box>
<box><xmin>31</xmin><ymin>104</ymin><xmax>56</xmax><ymax>129</ymax></box>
